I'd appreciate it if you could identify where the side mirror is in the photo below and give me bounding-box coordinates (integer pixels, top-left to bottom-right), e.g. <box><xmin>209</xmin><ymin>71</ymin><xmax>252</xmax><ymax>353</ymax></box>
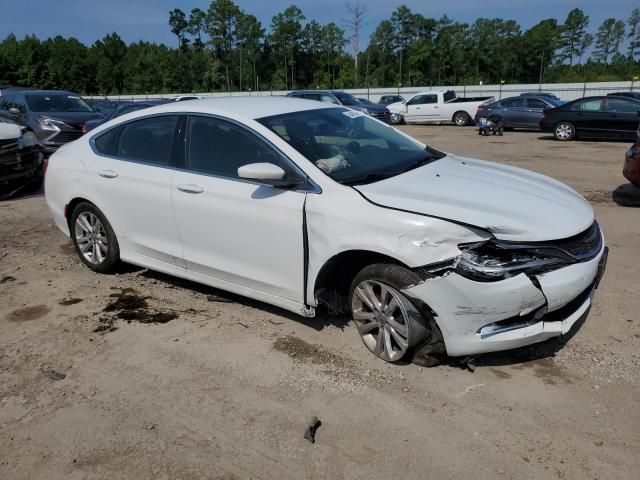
<box><xmin>238</xmin><ymin>163</ymin><xmax>304</xmax><ymax>188</ymax></box>
<box><xmin>8</xmin><ymin>107</ymin><xmax>21</xmax><ymax>115</ymax></box>
<box><xmin>0</xmin><ymin>123</ymin><xmax>23</xmax><ymax>140</ymax></box>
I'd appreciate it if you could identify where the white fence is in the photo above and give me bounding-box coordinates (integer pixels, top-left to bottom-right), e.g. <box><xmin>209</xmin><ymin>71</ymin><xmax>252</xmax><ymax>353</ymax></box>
<box><xmin>95</xmin><ymin>81</ymin><xmax>639</xmax><ymax>103</ymax></box>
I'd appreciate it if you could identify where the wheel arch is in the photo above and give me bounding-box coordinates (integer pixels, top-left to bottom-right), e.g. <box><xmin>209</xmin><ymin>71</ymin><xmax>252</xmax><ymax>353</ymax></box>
<box><xmin>313</xmin><ymin>249</ymin><xmax>413</xmax><ymax>315</ymax></box>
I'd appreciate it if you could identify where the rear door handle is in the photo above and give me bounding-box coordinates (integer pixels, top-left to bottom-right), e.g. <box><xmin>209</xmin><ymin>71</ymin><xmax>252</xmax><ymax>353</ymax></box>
<box><xmin>176</xmin><ymin>184</ymin><xmax>204</xmax><ymax>194</ymax></box>
<box><xmin>98</xmin><ymin>170</ymin><xmax>118</xmax><ymax>178</ymax></box>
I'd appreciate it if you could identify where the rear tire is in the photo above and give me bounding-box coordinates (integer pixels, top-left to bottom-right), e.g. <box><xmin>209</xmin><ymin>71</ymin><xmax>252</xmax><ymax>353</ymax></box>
<box><xmin>554</xmin><ymin>122</ymin><xmax>575</xmax><ymax>141</ymax></box>
<box><xmin>453</xmin><ymin>111</ymin><xmax>470</xmax><ymax>126</ymax></box>
<box><xmin>349</xmin><ymin>264</ymin><xmax>430</xmax><ymax>363</ymax></box>
<box><xmin>70</xmin><ymin>202</ymin><xmax>120</xmax><ymax>273</ymax></box>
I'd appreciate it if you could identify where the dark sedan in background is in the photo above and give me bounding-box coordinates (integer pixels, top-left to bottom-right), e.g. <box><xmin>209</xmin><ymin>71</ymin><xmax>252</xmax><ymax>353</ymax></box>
<box><xmin>0</xmin><ymin>118</ymin><xmax>44</xmax><ymax>197</ymax></box>
<box><xmin>624</xmin><ymin>125</ymin><xmax>640</xmax><ymax>187</ymax></box>
<box><xmin>83</xmin><ymin>99</ymin><xmax>171</xmax><ymax>132</ymax></box>
<box><xmin>475</xmin><ymin>95</ymin><xmax>563</xmax><ymax>130</ymax></box>
<box><xmin>0</xmin><ymin>89</ymin><xmax>101</xmax><ymax>152</ymax></box>
<box><xmin>540</xmin><ymin>95</ymin><xmax>640</xmax><ymax>141</ymax></box>
<box><xmin>607</xmin><ymin>92</ymin><xmax>640</xmax><ymax>101</ymax></box>
<box><xmin>287</xmin><ymin>90</ymin><xmax>391</xmax><ymax>122</ymax></box>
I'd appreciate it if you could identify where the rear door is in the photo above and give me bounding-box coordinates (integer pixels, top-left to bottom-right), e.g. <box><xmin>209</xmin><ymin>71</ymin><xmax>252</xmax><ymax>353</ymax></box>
<box><xmin>171</xmin><ymin>115</ymin><xmax>307</xmax><ymax>303</ymax></box>
<box><xmin>497</xmin><ymin>97</ymin><xmax>526</xmax><ymax>127</ymax></box>
<box><xmin>89</xmin><ymin>114</ymin><xmax>185</xmax><ymax>266</ymax></box>
<box><xmin>603</xmin><ymin>98</ymin><xmax>640</xmax><ymax>139</ymax></box>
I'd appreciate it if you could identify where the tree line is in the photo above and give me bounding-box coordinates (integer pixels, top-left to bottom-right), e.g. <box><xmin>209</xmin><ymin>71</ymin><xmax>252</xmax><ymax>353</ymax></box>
<box><xmin>1</xmin><ymin>1</ymin><xmax>639</xmax><ymax>96</ymax></box>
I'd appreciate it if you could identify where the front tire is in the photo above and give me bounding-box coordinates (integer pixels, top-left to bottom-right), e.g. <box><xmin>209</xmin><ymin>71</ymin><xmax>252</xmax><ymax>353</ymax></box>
<box><xmin>70</xmin><ymin>202</ymin><xmax>120</xmax><ymax>273</ymax></box>
<box><xmin>554</xmin><ymin>122</ymin><xmax>575</xmax><ymax>141</ymax></box>
<box><xmin>389</xmin><ymin>112</ymin><xmax>404</xmax><ymax>125</ymax></box>
<box><xmin>349</xmin><ymin>264</ymin><xmax>429</xmax><ymax>363</ymax></box>
<box><xmin>453</xmin><ymin>111</ymin><xmax>470</xmax><ymax>126</ymax></box>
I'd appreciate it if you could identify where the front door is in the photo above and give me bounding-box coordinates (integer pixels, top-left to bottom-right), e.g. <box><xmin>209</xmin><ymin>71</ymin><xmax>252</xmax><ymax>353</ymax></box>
<box><xmin>171</xmin><ymin>115</ymin><xmax>307</xmax><ymax>302</ymax></box>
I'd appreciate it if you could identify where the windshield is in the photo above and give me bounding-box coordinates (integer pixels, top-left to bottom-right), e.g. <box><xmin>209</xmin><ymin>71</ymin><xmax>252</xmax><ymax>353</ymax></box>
<box><xmin>333</xmin><ymin>92</ymin><xmax>360</xmax><ymax>106</ymax></box>
<box><xmin>26</xmin><ymin>94</ymin><xmax>94</xmax><ymax>113</ymax></box>
<box><xmin>257</xmin><ymin>108</ymin><xmax>445</xmax><ymax>185</ymax></box>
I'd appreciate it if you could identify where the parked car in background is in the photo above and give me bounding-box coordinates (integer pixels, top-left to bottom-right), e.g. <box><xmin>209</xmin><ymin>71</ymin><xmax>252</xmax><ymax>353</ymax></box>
<box><xmin>173</xmin><ymin>95</ymin><xmax>203</xmax><ymax>102</ymax></box>
<box><xmin>83</xmin><ymin>100</ymin><xmax>171</xmax><ymax>133</ymax></box>
<box><xmin>624</xmin><ymin>123</ymin><xmax>640</xmax><ymax>187</ymax></box>
<box><xmin>540</xmin><ymin>96</ymin><xmax>640</xmax><ymax>141</ymax></box>
<box><xmin>607</xmin><ymin>92</ymin><xmax>640</xmax><ymax>101</ymax></box>
<box><xmin>520</xmin><ymin>92</ymin><xmax>562</xmax><ymax>101</ymax></box>
<box><xmin>0</xmin><ymin>118</ymin><xmax>44</xmax><ymax>197</ymax></box>
<box><xmin>475</xmin><ymin>95</ymin><xmax>563</xmax><ymax>130</ymax></box>
<box><xmin>0</xmin><ymin>89</ymin><xmax>102</xmax><ymax>152</ymax></box>
<box><xmin>386</xmin><ymin>90</ymin><xmax>494</xmax><ymax>126</ymax></box>
<box><xmin>378</xmin><ymin>95</ymin><xmax>405</xmax><ymax>105</ymax></box>
<box><xmin>46</xmin><ymin>97</ymin><xmax>607</xmax><ymax>365</ymax></box>
<box><xmin>85</xmin><ymin>99</ymin><xmax>119</xmax><ymax>115</ymax></box>
<box><xmin>287</xmin><ymin>90</ymin><xmax>391</xmax><ymax>122</ymax></box>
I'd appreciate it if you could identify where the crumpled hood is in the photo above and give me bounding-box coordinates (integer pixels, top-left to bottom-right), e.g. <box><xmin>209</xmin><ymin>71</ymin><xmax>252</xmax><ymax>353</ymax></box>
<box><xmin>355</xmin><ymin>154</ymin><xmax>594</xmax><ymax>242</ymax></box>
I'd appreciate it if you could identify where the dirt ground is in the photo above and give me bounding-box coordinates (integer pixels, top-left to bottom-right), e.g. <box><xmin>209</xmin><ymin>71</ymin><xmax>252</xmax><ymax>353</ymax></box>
<box><xmin>1</xmin><ymin>126</ymin><xmax>639</xmax><ymax>480</ymax></box>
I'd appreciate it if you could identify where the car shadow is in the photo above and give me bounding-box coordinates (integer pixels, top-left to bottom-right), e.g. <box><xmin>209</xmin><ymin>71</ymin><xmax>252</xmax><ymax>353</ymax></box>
<box><xmin>612</xmin><ymin>183</ymin><xmax>640</xmax><ymax>207</ymax></box>
<box><xmin>537</xmin><ymin>135</ymin><xmax>632</xmax><ymax>143</ymax></box>
<box><xmin>140</xmin><ymin>269</ymin><xmax>350</xmax><ymax>331</ymax></box>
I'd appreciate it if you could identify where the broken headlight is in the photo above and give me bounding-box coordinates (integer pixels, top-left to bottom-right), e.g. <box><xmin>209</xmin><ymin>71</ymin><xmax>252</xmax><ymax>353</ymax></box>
<box><xmin>455</xmin><ymin>242</ymin><xmax>570</xmax><ymax>281</ymax></box>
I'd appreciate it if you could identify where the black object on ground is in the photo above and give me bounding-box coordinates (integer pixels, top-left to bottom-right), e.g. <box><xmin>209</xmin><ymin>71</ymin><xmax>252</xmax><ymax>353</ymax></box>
<box><xmin>304</xmin><ymin>416</ymin><xmax>322</xmax><ymax>443</ymax></box>
<box><xmin>41</xmin><ymin>368</ymin><xmax>66</xmax><ymax>380</ymax></box>
<box><xmin>207</xmin><ymin>293</ymin><xmax>233</xmax><ymax>303</ymax></box>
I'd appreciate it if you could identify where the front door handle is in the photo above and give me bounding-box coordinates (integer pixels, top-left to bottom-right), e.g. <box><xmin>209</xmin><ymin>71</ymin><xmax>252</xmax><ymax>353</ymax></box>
<box><xmin>99</xmin><ymin>170</ymin><xmax>118</xmax><ymax>178</ymax></box>
<box><xmin>176</xmin><ymin>184</ymin><xmax>204</xmax><ymax>194</ymax></box>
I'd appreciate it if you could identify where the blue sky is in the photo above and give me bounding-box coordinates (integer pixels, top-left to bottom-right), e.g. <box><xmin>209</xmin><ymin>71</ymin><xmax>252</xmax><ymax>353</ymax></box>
<box><xmin>1</xmin><ymin>0</ymin><xmax>637</xmax><ymax>47</ymax></box>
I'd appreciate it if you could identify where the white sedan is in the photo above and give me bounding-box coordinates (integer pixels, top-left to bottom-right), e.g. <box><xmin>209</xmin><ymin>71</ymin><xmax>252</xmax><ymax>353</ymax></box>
<box><xmin>45</xmin><ymin>97</ymin><xmax>607</xmax><ymax>365</ymax></box>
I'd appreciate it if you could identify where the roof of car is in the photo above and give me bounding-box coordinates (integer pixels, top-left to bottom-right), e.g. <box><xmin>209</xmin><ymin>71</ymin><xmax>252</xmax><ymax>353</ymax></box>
<box><xmin>113</xmin><ymin>96</ymin><xmax>339</xmax><ymax>122</ymax></box>
<box><xmin>18</xmin><ymin>89</ymin><xmax>79</xmax><ymax>96</ymax></box>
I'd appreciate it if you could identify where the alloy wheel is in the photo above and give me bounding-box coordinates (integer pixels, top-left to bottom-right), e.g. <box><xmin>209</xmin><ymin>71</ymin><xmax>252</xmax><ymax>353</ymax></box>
<box><xmin>351</xmin><ymin>280</ymin><xmax>412</xmax><ymax>362</ymax></box>
<box><xmin>390</xmin><ymin>113</ymin><xmax>403</xmax><ymax>125</ymax></box>
<box><xmin>555</xmin><ymin>123</ymin><xmax>574</xmax><ymax>140</ymax></box>
<box><xmin>454</xmin><ymin>112</ymin><xmax>469</xmax><ymax>126</ymax></box>
<box><xmin>74</xmin><ymin>212</ymin><xmax>108</xmax><ymax>265</ymax></box>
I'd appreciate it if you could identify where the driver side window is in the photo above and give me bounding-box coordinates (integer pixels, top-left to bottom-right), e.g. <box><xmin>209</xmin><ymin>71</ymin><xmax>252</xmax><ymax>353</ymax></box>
<box><xmin>186</xmin><ymin>116</ymin><xmax>295</xmax><ymax>180</ymax></box>
<box><xmin>407</xmin><ymin>94</ymin><xmax>437</xmax><ymax>106</ymax></box>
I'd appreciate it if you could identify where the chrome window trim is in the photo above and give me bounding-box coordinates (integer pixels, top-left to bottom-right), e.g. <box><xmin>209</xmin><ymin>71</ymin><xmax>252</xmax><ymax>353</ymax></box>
<box><xmin>89</xmin><ymin>111</ymin><xmax>322</xmax><ymax>194</ymax></box>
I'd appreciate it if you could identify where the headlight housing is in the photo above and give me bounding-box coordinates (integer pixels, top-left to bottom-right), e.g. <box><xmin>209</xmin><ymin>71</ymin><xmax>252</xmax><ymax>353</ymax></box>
<box><xmin>37</xmin><ymin>117</ymin><xmax>70</xmax><ymax>131</ymax></box>
<box><xmin>455</xmin><ymin>241</ymin><xmax>572</xmax><ymax>282</ymax></box>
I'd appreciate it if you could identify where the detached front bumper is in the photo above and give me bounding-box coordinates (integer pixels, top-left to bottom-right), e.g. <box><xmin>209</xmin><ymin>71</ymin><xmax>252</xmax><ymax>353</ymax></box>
<box><xmin>404</xmin><ymin>244</ymin><xmax>607</xmax><ymax>357</ymax></box>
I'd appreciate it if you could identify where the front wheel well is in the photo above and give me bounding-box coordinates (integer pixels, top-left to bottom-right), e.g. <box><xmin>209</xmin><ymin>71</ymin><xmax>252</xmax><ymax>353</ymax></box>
<box><xmin>313</xmin><ymin>250</ymin><xmax>411</xmax><ymax>315</ymax></box>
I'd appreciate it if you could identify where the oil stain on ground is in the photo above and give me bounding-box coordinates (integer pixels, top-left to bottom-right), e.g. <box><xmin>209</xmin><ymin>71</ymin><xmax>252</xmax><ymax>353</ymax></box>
<box><xmin>511</xmin><ymin>358</ymin><xmax>573</xmax><ymax>385</ymax></box>
<box><xmin>102</xmin><ymin>289</ymin><xmax>178</xmax><ymax>325</ymax></box>
<box><xmin>6</xmin><ymin>305</ymin><xmax>50</xmax><ymax>322</ymax></box>
<box><xmin>273</xmin><ymin>335</ymin><xmax>345</xmax><ymax>367</ymax></box>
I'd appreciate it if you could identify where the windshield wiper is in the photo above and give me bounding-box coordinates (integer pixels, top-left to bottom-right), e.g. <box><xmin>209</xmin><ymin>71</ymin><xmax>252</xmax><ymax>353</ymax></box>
<box><xmin>341</xmin><ymin>171</ymin><xmax>399</xmax><ymax>186</ymax></box>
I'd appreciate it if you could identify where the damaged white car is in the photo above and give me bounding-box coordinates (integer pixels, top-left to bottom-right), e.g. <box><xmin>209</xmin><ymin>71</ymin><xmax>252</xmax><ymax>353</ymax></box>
<box><xmin>45</xmin><ymin>98</ymin><xmax>608</xmax><ymax>365</ymax></box>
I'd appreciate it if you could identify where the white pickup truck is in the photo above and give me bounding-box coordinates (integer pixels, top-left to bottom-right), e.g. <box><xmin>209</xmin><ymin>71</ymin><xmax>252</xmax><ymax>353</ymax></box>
<box><xmin>387</xmin><ymin>89</ymin><xmax>494</xmax><ymax>126</ymax></box>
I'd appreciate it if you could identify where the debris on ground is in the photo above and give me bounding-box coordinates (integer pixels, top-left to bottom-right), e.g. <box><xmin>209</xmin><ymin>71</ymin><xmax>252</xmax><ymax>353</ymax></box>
<box><xmin>59</xmin><ymin>298</ymin><xmax>83</xmax><ymax>306</ymax></box>
<box><xmin>1</xmin><ymin>275</ymin><xmax>16</xmax><ymax>284</ymax></box>
<box><xmin>206</xmin><ymin>293</ymin><xmax>233</xmax><ymax>303</ymax></box>
<box><xmin>41</xmin><ymin>368</ymin><xmax>66</xmax><ymax>380</ymax></box>
<box><xmin>93</xmin><ymin>317</ymin><xmax>117</xmax><ymax>334</ymax></box>
<box><xmin>303</xmin><ymin>416</ymin><xmax>321</xmax><ymax>443</ymax></box>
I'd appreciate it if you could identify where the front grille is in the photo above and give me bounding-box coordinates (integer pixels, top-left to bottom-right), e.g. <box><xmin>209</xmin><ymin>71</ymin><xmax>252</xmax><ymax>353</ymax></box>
<box><xmin>545</xmin><ymin>221</ymin><xmax>602</xmax><ymax>260</ymax></box>
<box><xmin>54</xmin><ymin>130</ymin><xmax>83</xmax><ymax>144</ymax></box>
<box><xmin>0</xmin><ymin>139</ymin><xmax>18</xmax><ymax>151</ymax></box>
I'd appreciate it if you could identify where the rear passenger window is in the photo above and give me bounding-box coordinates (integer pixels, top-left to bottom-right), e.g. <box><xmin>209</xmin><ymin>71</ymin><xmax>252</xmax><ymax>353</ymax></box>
<box><xmin>116</xmin><ymin>116</ymin><xmax>178</xmax><ymax>165</ymax></box>
<box><xmin>94</xmin><ymin>126</ymin><xmax>122</xmax><ymax>156</ymax></box>
<box><xmin>572</xmin><ymin>100</ymin><xmax>603</xmax><ymax>112</ymax></box>
<box><xmin>500</xmin><ymin>98</ymin><xmax>524</xmax><ymax>108</ymax></box>
<box><xmin>187</xmin><ymin>116</ymin><xmax>292</xmax><ymax>179</ymax></box>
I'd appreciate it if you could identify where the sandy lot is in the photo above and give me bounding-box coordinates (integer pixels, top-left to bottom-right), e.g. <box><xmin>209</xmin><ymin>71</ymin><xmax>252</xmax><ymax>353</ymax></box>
<box><xmin>1</xmin><ymin>126</ymin><xmax>639</xmax><ymax>480</ymax></box>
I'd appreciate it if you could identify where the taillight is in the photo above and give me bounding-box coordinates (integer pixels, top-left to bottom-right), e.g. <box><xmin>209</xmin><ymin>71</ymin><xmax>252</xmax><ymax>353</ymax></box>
<box><xmin>476</xmin><ymin>106</ymin><xmax>486</xmax><ymax>114</ymax></box>
<box><xmin>42</xmin><ymin>156</ymin><xmax>49</xmax><ymax>175</ymax></box>
<box><xmin>81</xmin><ymin>123</ymin><xmax>87</xmax><ymax>134</ymax></box>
